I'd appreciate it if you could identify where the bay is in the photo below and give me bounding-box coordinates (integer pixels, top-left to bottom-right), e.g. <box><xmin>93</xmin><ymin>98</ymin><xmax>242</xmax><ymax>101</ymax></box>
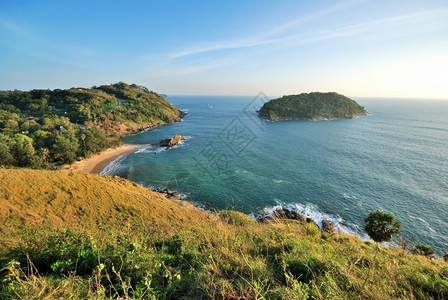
<box><xmin>103</xmin><ymin>96</ymin><xmax>448</xmax><ymax>255</ymax></box>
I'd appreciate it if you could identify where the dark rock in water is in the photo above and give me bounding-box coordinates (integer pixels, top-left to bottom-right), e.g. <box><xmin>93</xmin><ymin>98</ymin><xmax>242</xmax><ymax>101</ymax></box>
<box><xmin>321</xmin><ymin>220</ymin><xmax>336</xmax><ymax>234</ymax></box>
<box><xmin>152</xmin><ymin>187</ymin><xmax>181</xmax><ymax>199</ymax></box>
<box><xmin>159</xmin><ymin>134</ymin><xmax>185</xmax><ymax>148</ymax></box>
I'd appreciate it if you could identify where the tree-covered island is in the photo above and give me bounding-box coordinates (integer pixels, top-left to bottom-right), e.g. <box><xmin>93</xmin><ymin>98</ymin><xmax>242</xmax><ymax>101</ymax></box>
<box><xmin>258</xmin><ymin>92</ymin><xmax>367</xmax><ymax>121</ymax></box>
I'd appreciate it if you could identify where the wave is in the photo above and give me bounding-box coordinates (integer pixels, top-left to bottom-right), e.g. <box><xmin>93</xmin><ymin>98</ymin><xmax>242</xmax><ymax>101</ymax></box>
<box><xmin>100</xmin><ymin>154</ymin><xmax>128</xmax><ymax>176</ymax></box>
<box><xmin>251</xmin><ymin>202</ymin><xmax>364</xmax><ymax>238</ymax></box>
<box><xmin>135</xmin><ymin>145</ymin><xmax>166</xmax><ymax>154</ymax></box>
<box><xmin>134</xmin><ymin>137</ymin><xmax>192</xmax><ymax>155</ymax></box>
<box><xmin>273</xmin><ymin>179</ymin><xmax>288</xmax><ymax>184</ymax></box>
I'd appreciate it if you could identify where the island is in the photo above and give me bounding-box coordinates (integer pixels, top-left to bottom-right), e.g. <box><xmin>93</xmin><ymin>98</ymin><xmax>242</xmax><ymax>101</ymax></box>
<box><xmin>258</xmin><ymin>92</ymin><xmax>367</xmax><ymax>121</ymax></box>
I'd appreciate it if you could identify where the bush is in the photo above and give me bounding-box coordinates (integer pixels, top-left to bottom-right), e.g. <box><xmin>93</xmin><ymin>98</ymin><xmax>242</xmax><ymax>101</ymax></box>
<box><xmin>412</xmin><ymin>244</ymin><xmax>435</xmax><ymax>257</ymax></box>
<box><xmin>285</xmin><ymin>257</ymin><xmax>328</xmax><ymax>283</ymax></box>
<box><xmin>219</xmin><ymin>210</ymin><xmax>255</xmax><ymax>226</ymax></box>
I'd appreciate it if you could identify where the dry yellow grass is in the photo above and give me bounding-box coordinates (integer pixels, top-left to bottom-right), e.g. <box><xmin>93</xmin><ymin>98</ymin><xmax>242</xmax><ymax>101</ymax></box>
<box><xmin>0</xmin><ymin>169</ymin><xmax>212</xmax><ymax>250</ymax></box>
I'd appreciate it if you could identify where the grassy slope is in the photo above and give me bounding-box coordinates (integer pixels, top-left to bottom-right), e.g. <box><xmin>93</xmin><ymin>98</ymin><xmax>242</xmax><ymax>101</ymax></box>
<box><xmin>0</xmin><ymin>169</ymin><xmax>447</xmax><ymax>299</ymax></box>
<box><xmin>0</xmin><ymin>169</ymin><xmax>209</xmax><ymax>250</ymax></box>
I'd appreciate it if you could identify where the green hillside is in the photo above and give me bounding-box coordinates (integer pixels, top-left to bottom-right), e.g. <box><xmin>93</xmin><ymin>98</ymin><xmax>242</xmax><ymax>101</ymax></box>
<box><xmin>0</xmin><ymin>169</ymin><xmax>447</xmax><ymax>299</ymax></box>
<box><xmin>258</xmin><ymin>92</ymin><xmax>367</xmax><ymax>121</ymax></box>
<box><xmin>0</xmin><ymin>83</ymin><xmax>183</xmax><ymax>168</ymax></box>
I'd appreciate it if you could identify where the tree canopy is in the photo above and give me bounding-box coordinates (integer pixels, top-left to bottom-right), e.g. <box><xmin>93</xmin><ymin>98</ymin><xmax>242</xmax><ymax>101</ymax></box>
<box><xmin>364</xmin><ymin>209</ymin><xmax>402</xmax><ymax>243</ymax></box>
<box><xmin>0</xmin><ymin>82</ymin><xmax>183</xmax><ymax>168</ymax></box>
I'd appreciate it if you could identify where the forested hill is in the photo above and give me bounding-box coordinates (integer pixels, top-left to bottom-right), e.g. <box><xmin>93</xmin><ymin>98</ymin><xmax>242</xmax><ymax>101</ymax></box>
<box><xmin>0</xmin><ymin>82</ymin><xmax>183</xmax><ymax>168</ymax></box>
<box><xmin>258</xmin><ymin>92</ymin><xmax>367</xmax><ymax>121</ymax></box>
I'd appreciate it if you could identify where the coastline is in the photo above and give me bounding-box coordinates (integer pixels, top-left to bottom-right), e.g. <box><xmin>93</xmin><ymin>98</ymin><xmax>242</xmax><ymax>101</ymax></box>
<box><xmin>62</xmin><ymin>113</ymin><xmax>186</xmax><ymax>175</ymax></box>
<box><xmin>63</xmin><ymin>144</ymin><xmax>145</xmax><ymax>174</ymax></box>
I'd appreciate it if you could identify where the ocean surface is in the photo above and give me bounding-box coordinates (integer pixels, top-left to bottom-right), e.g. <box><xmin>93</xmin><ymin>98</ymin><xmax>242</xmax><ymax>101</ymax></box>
<box><xmin>102</xmin><ymin>96</ymin><xmax>448</xmax><ymax>255</ymax></box>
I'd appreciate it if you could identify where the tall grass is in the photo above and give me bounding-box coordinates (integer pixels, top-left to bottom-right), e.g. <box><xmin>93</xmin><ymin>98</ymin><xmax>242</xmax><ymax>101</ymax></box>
<box><xmin>1</xmin><ymin>170</ymin><xmax>447</xmax><ymax>299</ymax></box>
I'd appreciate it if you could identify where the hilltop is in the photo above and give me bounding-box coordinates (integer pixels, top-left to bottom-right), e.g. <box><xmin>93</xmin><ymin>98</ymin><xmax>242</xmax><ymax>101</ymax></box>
<box><xmin>0</xmin><ymin>169</ymin><xmax>447</xmax><ymax>299</ymax></box>
<box><xmin>0</xmin><ymin>82</ymin><xmax>184</xmax><ymax>168</ymax></box>
<box><xmin>258</xmin><ymin>92</ymin><xmax>367</xmax><ymax>121</ymax></box>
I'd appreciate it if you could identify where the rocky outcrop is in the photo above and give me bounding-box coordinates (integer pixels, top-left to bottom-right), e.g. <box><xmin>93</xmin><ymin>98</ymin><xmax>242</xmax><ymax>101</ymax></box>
<box><xmin>321</xmin><ymin>220</ymin><xmax>336</xmax><ymax>234</ymax></box>
<box><xmin>258</xmin><ymin>207</ymin><xmax>334</xmax><ymax>232</ymax></box>
<box><xmin>159</xmin><ymin>134</ymin><xmax>185</xmax><ymax>148</ymax></box>
<box><xmin>153</xmin><ymin>187</ymin><xmax>180</xmax><ymax>198</ymax></box>
<box><xmin>273</xmin><ymin>208</ymin><xmax>307</xmax><ymax>222</ymax></box>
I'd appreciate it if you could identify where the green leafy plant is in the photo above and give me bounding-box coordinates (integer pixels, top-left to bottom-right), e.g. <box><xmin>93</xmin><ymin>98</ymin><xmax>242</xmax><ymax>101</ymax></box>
<box><xmin>364</xmin><ymin>210</ymin><xmax>402</xmax><ymax>243</ymax></box>
<box><xmin>412</xmin><ymin>244</ymin><xmax>435</xmax><ymax>257</ymax></box>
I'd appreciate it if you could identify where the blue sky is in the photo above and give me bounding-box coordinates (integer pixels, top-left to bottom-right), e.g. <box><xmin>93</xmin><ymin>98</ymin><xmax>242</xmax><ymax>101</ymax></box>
<box><xmin>1</xmin><ymin>0</ymin><xmax>447</xmax><ymax>98</ymax></box>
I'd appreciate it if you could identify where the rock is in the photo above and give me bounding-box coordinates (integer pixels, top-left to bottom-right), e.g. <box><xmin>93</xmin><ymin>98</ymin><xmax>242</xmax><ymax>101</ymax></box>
<box><xmin>152</xmin><ymin>187</ymin><xmax>181</xmax><ymax>199</ymax></box>
<box><xmin>321</xmin><ymin>220</ymin><xmax>336</xmax><ymax>234</ymax></box>
<box><xmin>159</xmin><ymin>134</ymin><xmax>185</xmax><ymax>148</ymax></box>
<box><xmin>273</xmin><ymin>208</ymin><xmax>307</xmax><ymax>222</ymax></box>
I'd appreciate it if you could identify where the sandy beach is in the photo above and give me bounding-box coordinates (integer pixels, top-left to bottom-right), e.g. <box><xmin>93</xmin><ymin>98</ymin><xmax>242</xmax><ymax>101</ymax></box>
<box><xmin>63</xmin><ymin>144</ymin><xmax>145</xmax><ymax>174</ymax></box>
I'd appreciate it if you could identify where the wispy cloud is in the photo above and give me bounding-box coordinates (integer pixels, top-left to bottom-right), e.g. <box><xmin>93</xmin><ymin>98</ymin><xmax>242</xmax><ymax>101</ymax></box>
<box><xmin>168</xmin><ymin>6</ymin><xmax>448</xmax><ymax>61</ymax></box>
<box><xmin>270</xmin><ymin>8</ymin><xmax>448</xmax><ymax>45</ymax></box>
<box><xmin>168</xmin><ymin>0</ymin><xmax>366</xmax><ymax>59</ymax></box>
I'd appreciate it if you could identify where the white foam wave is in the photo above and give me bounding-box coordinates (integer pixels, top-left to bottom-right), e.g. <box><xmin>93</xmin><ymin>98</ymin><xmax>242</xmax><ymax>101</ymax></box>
<box><xmin>273</xmin><ymin>179</ymin><xmax>288</xmax><ymax>184</ymax></box>
<box><xmin>408</xmin><ymin>215</ymin><xmax>436</xmax><ymax>233</ymax></box>
<box><xmin>254</xmin><ymin>202</ymin><xmax>363</xmax><ymax>237</ymax></box>
<box><xmin>135</xmin><ymin>145</ymin><xmax>166</xmax><ymax>154</ymax></box>
<box><xmin>100</xmin><ymin>154</ymin><xmax>127</xmax><ymax>176</ymax></box>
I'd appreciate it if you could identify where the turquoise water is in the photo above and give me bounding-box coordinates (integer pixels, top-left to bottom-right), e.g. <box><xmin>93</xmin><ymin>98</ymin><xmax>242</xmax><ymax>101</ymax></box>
<box><xmin>103</xmin><ymin>96</ymin><xmax>448</xmax><ymax>255</ymax></box>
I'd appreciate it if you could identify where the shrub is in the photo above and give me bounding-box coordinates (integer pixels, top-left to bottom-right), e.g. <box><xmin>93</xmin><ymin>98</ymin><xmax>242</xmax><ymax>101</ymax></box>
<box><xmin>219</xmin><ymin>210</ymin><xmax>255</xmax><ymax>226</ymax></box>
<box><xmin>285</xmin><ymin>257</ymin><xmax>328</xmax><ymax>283</ymax></box>
<box><xmin>412</xmin><ymin>244</ymin><xmax>435</xmax><ymax>257</ymax></box>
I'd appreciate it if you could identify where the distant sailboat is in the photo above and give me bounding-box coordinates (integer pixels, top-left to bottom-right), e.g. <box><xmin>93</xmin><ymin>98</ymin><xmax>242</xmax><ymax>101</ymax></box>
<box><xmin>208</xmin><ymin>104</ymin><xmax>213</xmax><ymax>110</ymax></box>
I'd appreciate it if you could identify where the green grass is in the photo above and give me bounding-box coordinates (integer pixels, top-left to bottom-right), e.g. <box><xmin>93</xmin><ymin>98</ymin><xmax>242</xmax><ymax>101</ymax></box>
<box><xmin>1</xmin><ymin>169</ymin><xmax>447</xmax><ymax>299</ymax></box>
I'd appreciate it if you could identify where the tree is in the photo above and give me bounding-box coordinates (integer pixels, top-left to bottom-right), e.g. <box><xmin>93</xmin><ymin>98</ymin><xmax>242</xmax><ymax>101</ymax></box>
<box><xmin>412</xmin><ymin>244</ymin><xmax>435</xmax><ymax>258</ymax></box>
<box><xmin>52</xmin><ymin>129</ymin><xmax>79</xmax><ymax>164</ymax></box>
<box><xmin>362</xmin><ymin>210</ymin><xmax>402</xmax><ymax>288</ymax></box>
<box><xmin>364</xmin><ymin>210</ymin><xmax>402</xmax><ymax>243</ymax></box>
<box><xmin>0</xmin><ymin>133</ymin><xmax>14</xmax><ymax>166</ymax></box>
<box><xmin>444</xmin><ymin>252</ymin><xmax>448</xmax><ymax>262</ymax></box>
<box><xmin>85</xmin><ymin>127</ymin><xmax>108</xmax><ymax>153</ymax></box>
<box><xmin>11</xmin><ymin>134</ymin><xmax>36</xmax><ymax>167</ymax></box>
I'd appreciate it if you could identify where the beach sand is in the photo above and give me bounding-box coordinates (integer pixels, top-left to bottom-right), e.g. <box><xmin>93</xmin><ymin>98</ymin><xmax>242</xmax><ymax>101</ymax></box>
<box><xmin>63</xmin><ymin>144</ymin><xmax>145</xmax><ymax>175</ymax></box>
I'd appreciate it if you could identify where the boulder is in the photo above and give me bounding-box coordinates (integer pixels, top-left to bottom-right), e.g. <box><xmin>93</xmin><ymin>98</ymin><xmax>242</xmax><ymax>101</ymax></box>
<box><xmin>321</xmin><ymin>220</ymin><xmax>336</xmax><ymax>234</ymax></box>
<box><xmin>159</xmin><ymin>134</ymin><xmax>185</xmax><ymax>148</ymax></box>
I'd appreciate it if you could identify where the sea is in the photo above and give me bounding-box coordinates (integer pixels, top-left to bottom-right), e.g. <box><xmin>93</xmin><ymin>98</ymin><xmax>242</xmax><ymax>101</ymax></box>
<box><xmin>101</xmin><ymin>95</ymin><xmax>448</xmax><ymax>255</ymax></box>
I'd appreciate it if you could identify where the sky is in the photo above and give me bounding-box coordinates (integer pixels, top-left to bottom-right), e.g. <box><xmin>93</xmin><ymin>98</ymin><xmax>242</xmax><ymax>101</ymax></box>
<box><xmin>1</xmin><ymin>0</ymin><xmax>447</xmax><ymax>98</ymax></box>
